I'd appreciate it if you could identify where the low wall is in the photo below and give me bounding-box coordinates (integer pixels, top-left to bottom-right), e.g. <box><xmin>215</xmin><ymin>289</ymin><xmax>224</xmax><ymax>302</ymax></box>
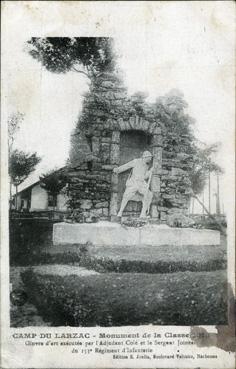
<box><xmin>53</xmin><ymin>221</ymin><xmax>221</xmax><ymax>247</ymax></box>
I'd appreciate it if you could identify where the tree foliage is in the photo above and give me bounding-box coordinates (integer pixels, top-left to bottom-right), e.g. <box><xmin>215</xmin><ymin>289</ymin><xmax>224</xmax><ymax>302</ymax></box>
<box><xmin>152</xmin><ymin>90</ymin><xmax>223</xmax><ymax>195</ymax></box>
<box><xmin>128</xmin><ymin>92</ymin><xmax>149</xmax><ymax>117</ymax></box>
<box><xmin>154</xmin><ymin>89</ymin><xmax>195</xmax><ymax>136</ymax></box>
<box><xmin>39</xmin><ymin>169</ymin><xmax>67</xmax><ymax>197</ymax></box>
<box><xmin>189</xmin><ymin>142</ymin><xmax>223</xmax><ymax>195</ymax></box>
<box><xmin>8</xmin><ymin>112</ymin><xmax>24</xmax><ymax>151</ymax></box>
<box><xmin>26</xmin><ymin>37</ymin><xmax>223</xmax><ymax>200</ymax></box>
<box><xmin>9</xmin><ymin>150</ymin><xmax>41</xmax><ymax>187</ymax></box>
<box><xmin>27</xmin><ymin>37</ymin><xmax>116</xmax><ymax>78</ymax></box>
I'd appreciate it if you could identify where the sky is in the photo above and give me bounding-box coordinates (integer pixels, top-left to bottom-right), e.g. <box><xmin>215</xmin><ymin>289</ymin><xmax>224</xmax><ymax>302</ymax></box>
<box><xmin>2</xmin><ymin>1</ymin><xmax>235</xmax><ymax>214</ymax></box>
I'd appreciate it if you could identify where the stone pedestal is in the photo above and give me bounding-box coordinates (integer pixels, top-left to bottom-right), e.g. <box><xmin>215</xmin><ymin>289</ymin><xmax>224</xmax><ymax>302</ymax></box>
<box><xmin>53</xmin><ymin>221</ymin><xmax>220</xmax><ymax>247</ymax></box>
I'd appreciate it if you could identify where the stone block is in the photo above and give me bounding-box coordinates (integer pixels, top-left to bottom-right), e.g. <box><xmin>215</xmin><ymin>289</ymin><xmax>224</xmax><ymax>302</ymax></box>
<box><xmin>142</xmin><ymin>120</ymin><xmax>150</xmax><ymax>132</ymax></box>
<box><xmin>140</xmin><ymin>225</ymin><xmax>221</xmax><ymax>246</ymax></box>
<box><xmin>148</xmin><ymin>123</ymin><xmax>157</xmax><ymax>134</ymax></box>
<box><xmin>93</xmin><ymin>130</ymin><xmax>101</xmax><ymax>137</ymax></box>
<box><xmin>160</xmin><ymin>212</ymin><xmax>167</xmax><ymax>221</ymax></box>
<box><xmin>110</xmin><ymin>143</ymin><xmax>120</xmax><ymax>164</ymax></box>
<box><xmin>95</xmin><ymin>201</ymin><xmax>109</xmax><ymax>208</ymax></box>
<box><xmin>153</xmin><ymin>126</ymin><xmax>162</xmax><ymax>135</ymax></box>
<box><xmin>129</xmin><ymin>116</ymin><xmax>136</xmax><ymax>129</ymax></box>
<box><xmin>153</xmin><ymin>147</ymin><xmax>162</xmax><ymax>162</ymax></box>
<box><xmin>111</xmin><ymin>131</ymin><xmax>120</xmax><ymax>143</ymax></box>
<box><xmin>177</xmin><ymin>153</ymin><xmax>190</xmax><ymax>160</ymax></box>
<box><xmin>101</xmin><ymin>137</ymin><xmax>111</xmax><ymax>143</ymax></box>
<box><xmin>151</xmin><ymin>175</ymin><xmax>161</xmax><ymax>192</ymax></box>
<box><xmin>101</xmin><ymin>164</ymin><xmax>115</xmax><ymax>171</ymax></box>
<box><xmin>101</xmin><ymin>143</ymin><xmax>110</xmax><ymax>163</ymax></box>
<box><xmin>150</xmin><ymin>204</ymin><xmax>159</xmax><ymax>218</ymax></box>
<box><xmin>171</xmin><ymin>167</ymin><xmax>186</xmax><ymax>176</ymax></box>
<box><xmin>100</xmin><ymin>80</ymin><xmax>115</xmax><ymax>88</ymax></box>
<box><xmin>110</xmin><ymin>193</ymin><xmax>118</xmax><ymax>216</ymax></box>
<box><xmin>80</xmin><ymin>199</ymin><xmax>92</xmax><ymax>210</ymax></box>
<box><xmin>114</xmin><ymin>92</ymin><xmax>126</xmax><ymax>100</ymax></box>
<box><xmin>53</xmin><ymin>222</ymin><xmax>139</xmax><ymax>246</ymax></box>
<box><xmin>152</xmin><ymin>134</ymin><xmax>163</xmax><ymax>147</ymax></box>
<box><xmin>95</xmin><ymin>208</ymin><xmax>103</xmax><ymax>215</ymax></box>
<box><xmin>123</xmin><ymin>120</ymin><xmax>132</xmax><ymax>130</ymax></box>
<box><xmin>158</xmin><ymin>206</ymin><xmax>169</xmax><ymax>212</ymax></box>
<box><xmin>166</xmin><ymin>213</ymin><xmax>195</xmax><ymax>228</ymax></box>
<box><xmin>53</xmin><ymin>222</ymin><xmax>221</xmax><ymax>247</ymax></box>
<box><xmin>102</xmin><ymin>208</ymin><xmax>109</xmax><ymax>216</ymax></box>
<box><xmin>118</xmin><ymin>118</ymin><xmax>126</xmax><ymax>130</ymax></box>
<box><xmin>92</xmin><ymin>138</ymin><xmax>100</xmax><ymax>156</ymax></box>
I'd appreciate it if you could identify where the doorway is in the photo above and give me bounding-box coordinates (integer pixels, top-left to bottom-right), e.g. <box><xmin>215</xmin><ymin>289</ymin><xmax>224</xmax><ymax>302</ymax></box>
<box><xmin>118</xmin><ymin>130</ymin><xmax>152</xmax><ymax>216</ymax></box>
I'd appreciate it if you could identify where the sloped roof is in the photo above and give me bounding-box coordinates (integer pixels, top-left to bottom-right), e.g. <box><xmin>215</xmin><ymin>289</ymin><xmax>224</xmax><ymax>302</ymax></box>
<box><xmin>17</xmin><ymin>166</ymin><xmax>67</xmax><ymax>194</ymax></box>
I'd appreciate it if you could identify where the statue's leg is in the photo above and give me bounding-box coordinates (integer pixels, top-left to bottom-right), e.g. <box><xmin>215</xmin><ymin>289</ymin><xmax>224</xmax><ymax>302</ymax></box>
<box><xmin>140</xmin><ymin>190</ymin><xmax>153</xmax><ymax>218</ymax></box>
<box><xmin>147</xmin><ymin>190</ymin><xmax>153</xmax><ymax>215</ymax></box>
<box><xmin>117</xmin><ymin>187</ymin><xmax>136</xmax><ymax>217</ymax></box>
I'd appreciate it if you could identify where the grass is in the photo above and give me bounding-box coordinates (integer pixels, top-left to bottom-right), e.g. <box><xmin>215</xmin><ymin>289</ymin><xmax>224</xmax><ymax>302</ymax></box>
<box><xmin>11</xmin><ymin>224</ymin><xmax>227</xmax><ymax>328</ymax></box>
<box><xmin>21</xmin><ymin>268</ymin><xmax>227</xmax><ymax>327</ymax></box>
<box><xmin>10</xmin><ymin>240</ymin><xmax>227</xmax><ymax>273</ymax></box>
<box><xmin>35</xmin><ymin>239</ymin><xmax>226</xmax><ymax>273</ymax></box>
<box><xmin>79</xmin><ymin>241</ymin><xmax>226</xmax><ymax>273</ymax></box>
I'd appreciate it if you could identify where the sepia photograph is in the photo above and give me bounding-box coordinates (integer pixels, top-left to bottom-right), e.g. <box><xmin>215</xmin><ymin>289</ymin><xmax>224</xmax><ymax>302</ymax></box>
<box><xmin>1</xmin><ymin>1</ymin><xmax>235</xmax><ymax>368</ymax></box>
<box><xmin>8</xmin><ymin>35</ymin><xmax>229</xmax><ymax>327</ymax></box>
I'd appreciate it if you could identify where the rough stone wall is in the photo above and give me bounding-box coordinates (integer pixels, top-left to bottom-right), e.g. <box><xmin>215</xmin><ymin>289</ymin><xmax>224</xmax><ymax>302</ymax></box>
<box><xmin>67</xmin><ymin>72</ymin><xmax>193</xmax><ymax>222</ymax></box>
<box><xmin>67</xmin><ymin>130</ymin><xmax>193</xmax><ymax>222</ymax></box>
<box><xmin>67</xmin><ymin>163</ymin><xmax>112</xmax><ymax>222</ymax></box>
<box><xmin>67</xmin><ymin>72</ymin><xmax>127</xmax><ymax>222</ymax></box>
<box><xmin>159</xmin><ymin>133</ymin><xmax>193</xmax><ymax>221</ymax></box>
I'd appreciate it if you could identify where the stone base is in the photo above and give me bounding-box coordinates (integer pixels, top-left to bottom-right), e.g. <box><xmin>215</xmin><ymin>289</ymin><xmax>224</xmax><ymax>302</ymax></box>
<box><xmin>53</xmin><ymin>221</ymin><xmax>220</xmax><ymax>246</ymax></box>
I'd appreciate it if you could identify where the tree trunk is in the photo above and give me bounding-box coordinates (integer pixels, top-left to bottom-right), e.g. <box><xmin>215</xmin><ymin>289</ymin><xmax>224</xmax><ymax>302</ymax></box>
<box><xmin>202</xmin><ymin>191</ymin><xmax>205</xmax><ymax>215</ymax></box>
<box><xmin>216</xmin><ymin>173</ymin><xmax>220</xmax><ymax>215</ymax></box>
<box><xmin>208</xmin><ymin>171</ymin><xmax>211</xmax><ymax>214</ymax></box>
<box><xmin>193</xmin><ymin>194</ymin><xmax>226</xmax><ymax>236</ymax></box>
<box><xmin>15</xmin><ymin>185</ymin><xmax>18</xmax><ymax>211</ymax></box>
<box><xmin>9</xmin><ymin>180</ymin><xmax>12</xmax><ymax>210</ymax></box>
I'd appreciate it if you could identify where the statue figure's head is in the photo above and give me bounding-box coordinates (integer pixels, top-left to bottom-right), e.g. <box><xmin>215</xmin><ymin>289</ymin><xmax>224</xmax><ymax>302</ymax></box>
<box><xmin>142</xmin><ymin>151</ymin><xmax>153</xmax><ymax>164</ymax></box>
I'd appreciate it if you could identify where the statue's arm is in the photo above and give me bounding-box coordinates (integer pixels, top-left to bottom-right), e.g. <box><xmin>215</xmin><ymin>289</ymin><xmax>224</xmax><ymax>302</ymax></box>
<box><xmin>113</xmin><ymin>159</ymin><xmax>136</xmax><ymax>174</ymax></box>
<box><xmin>145</xmin><ymin>166</ymin><xmax>153</xmax><ymax>180</ymax></box>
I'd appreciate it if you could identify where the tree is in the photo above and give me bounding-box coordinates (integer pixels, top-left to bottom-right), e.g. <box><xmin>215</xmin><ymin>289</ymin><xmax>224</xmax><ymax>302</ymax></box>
<box><xmin>188</xmin><ymin>142</ymin><xmax>226</xmax><ymax>234</ymax></box>
<box><xmin>9</xmin><ymin>150</ymin><xmax>41</xmax><ymax>210</ymax></box>
<box><xmin>189</xmin><ymin>142</ymin><xmax>223</xmax><ymax>196</ymax></box>
<box><xmin>39</xmin><ymin>169</ymin><xmax>67</xmax><ymax>211</ymax></box>
<box><xmin>26</xmin><ymin>37</ymin><xmax>123</xmax><ymax>165</ymax></box>
<box><xmin>8</xmin><ymin>112</ymin><xmax>25</xmax><ymax>206</ymax></box>
<box><xmin>27</xmin><ymin>37</ymin><xmax>116</xmax><ymax>80</ymax></box>
<box><xmin>8</xmin><ymin>112</ymin><xmax>24</xmax><ymax>152</ymax></box>
<box><xmin>154</xmin><ymin>89</ymin><xmax>195</xmax><ymax>136</ymax></box>
<box><xmin>128</xmin><ymin>92</ymin><xmax>149</xmax><ymax>117</ymax></box>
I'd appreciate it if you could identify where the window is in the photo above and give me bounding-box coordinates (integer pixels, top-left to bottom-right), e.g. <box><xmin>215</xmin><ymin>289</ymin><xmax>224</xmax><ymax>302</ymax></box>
<box><xmin>48</xmin><ymin>194</ymin><xmax>57</xmax><ymax>208</ymax></box>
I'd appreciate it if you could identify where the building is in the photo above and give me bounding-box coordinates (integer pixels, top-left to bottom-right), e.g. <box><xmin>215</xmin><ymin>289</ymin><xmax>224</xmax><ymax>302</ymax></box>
<box><xmin>13</xmin><ymin>168</ymin><xmax>68</xmax><ymax>213</ymax></box>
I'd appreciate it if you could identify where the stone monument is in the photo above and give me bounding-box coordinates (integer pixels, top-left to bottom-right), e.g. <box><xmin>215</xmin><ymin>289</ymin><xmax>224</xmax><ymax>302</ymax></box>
<box><xmin>65</xmin><ymin>72</ymin><xmax>194</xmax><ymax>223</ymax></box>
<box><xmin>53</xmin><ymin>72</ymin><xmax>220</xmax><ymax>247</ymax></box>
<box><xmin>54</xmin><ymin>143</ymin><xmax>220</xmax><ymax>248</ymax></box>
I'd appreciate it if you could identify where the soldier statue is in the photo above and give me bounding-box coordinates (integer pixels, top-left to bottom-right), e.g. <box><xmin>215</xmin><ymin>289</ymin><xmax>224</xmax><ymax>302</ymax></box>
<box><xmin>113</xmin><ymin>151</ymin><xmax>153</xmax><ymax>218</ymax></box>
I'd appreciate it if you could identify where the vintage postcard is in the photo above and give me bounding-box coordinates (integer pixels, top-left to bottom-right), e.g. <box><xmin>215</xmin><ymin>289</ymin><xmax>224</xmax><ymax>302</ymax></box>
<box><xmin>1</xmin><ymin>1</ymin><xmax>235</xmax><ymax>368</ymax></box>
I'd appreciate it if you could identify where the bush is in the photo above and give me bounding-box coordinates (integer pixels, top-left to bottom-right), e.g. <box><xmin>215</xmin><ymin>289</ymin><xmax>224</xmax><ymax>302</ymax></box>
<box><xmin>80</xmin><ymin>255</ymin><xmax>226</xmax><ymax>273</ymax></box>
<box><xmin>10</xmin><ymin>219</ymin><xmax>53</xmax><ymax>265</ymax></box>
<box><xmin>21</xmin><ymin>269</ymin><xmax>227</xmax><ymax>327</ymax></box>
<box><xmin>79</xmin><ymin>242</ymin><xmax>227</xmax><ymax>273</ymax></box>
